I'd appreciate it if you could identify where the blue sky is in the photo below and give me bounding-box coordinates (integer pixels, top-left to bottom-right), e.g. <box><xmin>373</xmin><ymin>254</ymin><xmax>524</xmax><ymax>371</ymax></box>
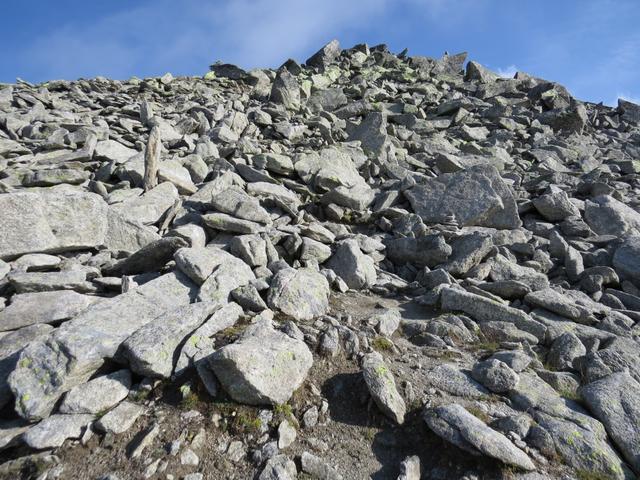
<box><xmin>1</xmin><ymin>0</ymin><xmax>638</xmax><ymax>106</ymax></box>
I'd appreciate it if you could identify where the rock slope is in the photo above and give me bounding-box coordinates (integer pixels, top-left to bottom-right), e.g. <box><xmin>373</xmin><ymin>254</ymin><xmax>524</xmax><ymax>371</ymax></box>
<box><xmin>0</xmin><ymin>40</ymin><xmax>639</xmax><ymax>479</ymax></box>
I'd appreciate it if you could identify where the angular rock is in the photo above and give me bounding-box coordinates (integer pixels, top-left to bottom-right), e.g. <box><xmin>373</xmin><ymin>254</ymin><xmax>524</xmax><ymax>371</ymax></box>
<box><xmin>384</xmin><ymin>235</ymin><xmax>451</xmax><ymax>268</ymax></box>
<box><xmin>9</xmin><ymin>271</ymin><xmax>197</xmax><ymax>420</ymax></box>
<box><xmin>119</xmin><ymin>302</ymin><xmax>220</xmax><ymax>378</ymax></box>
<box><xmin>0</xmin><ymin>190</ymin><xmax>107</xmax><ymax>260</ymax></box>
<box><xmin>59</xmin><ymin>369</ymin><xmax>131</xmax><ymax>414</ymax></box>
<box><xmin>208</xmin><ymin>317</ymin><xmax>313</xmax><ymax>405</ymax></box>
<box><xmin>326</xmin><ymin>239</ymin><xmax>376</xmax><ymax>290</ymax></box>
<box><xmin>406</xmin><ymin>166</ymin><xmax>521</xmax><ymax>229</ymax></box>
<box><xmin>267</xmin><ymin>267</ymin><xmax>330</xmax><ymax>321</ymax></box>
<box><xmin>95</xmin><ymin>400</ymin><xmax>145</xmax><ymax>435</ymax></box>
<box><xmin>361</xmin><ymin>352</ymin><xmax>406</xmax><ymax>424</ymax></box>
<box><xmin>471</xmin><ymin>359</ymin><xmax>519</xmax><ymax>393</ymax></box>
<box><xmin>23</xmin><ymin>414</ymin><xmax>93</xmax><ymax>450</ymax></box>
<box><xmin>424</xmin><ymin>404</ymin><xmax>535</xmax><ymax>470</ymax></box>
<box><xmin>0</xmin><ymin>291</ymin><xmax>98</xmax><ymax>332</ymax></box>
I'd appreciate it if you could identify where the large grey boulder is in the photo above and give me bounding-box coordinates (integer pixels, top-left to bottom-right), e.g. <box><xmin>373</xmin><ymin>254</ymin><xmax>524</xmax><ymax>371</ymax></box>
<box><xmin>208</xmin><ymin>317</ymin><xmax>313</xmax><ymax>405</ymax></box>
<box><xmin>361</xmin><ymin>352</ymin><xmax>406</xmax><ymax>424</ymax></box>
<box><xmin>535</xmin><ymin>412</ymin><xmax>631</xmax><ymax>480</ymax></box>
<box><xmin>532</xmin><ymin>188</ymin><xmax>580</xmax><ymax>221</ymax></box>
<box><xmin>0</xmin><ymin>190</ymin><xmax>107</xmax><ymax>260</ymax></box>
<box><xmin>270</xmin><ymin>69</ymin><xmax>300</xmax><ymax>110</ymax></box>
<box><xmin>348</xmin><ymin>112</ymin><xmax>388</xmax><ymax>159</ymax></box>
<box><xmin>59</xmin><ymin>369</ymin><xmax>131</xmax><ymax>414</ymax></box>
<box><xmin>441</xmin><ymin>287</ymin><xmax>542</xmax><ymax>341</ymax></box>
<box><xmin>229</xmin><ymin>235</ymin><xmax>268</xmax><ymax>267</ymax></box>
<box><xmin>471</xmin><ymin>359</ymin><xmax>519</xmax><ymax>393</ymax></box>
<box><xmin>580</xmin><ymin>372</ymin><xmax>640</xmax><ymax>474</ymax></box>
<box><xmin>443</xmin><ymin>232</ymin><xmax>493</xmax><ymax>276</ymax></box>
<box><xmin>175</xmin><ymin>302</ymin><xmax>243</xmax><ymax>376</ymax></box>
<box><xmin>119</xmin><ymin>302</ymin><xmax>220</xmax><ymax>378</ymax></box>
<box><xmin>210</xmin><ymin>187</ymin><xmax>272</xmax><ymax>225</ymax></box>
<box><xmin>384</xmin><ymin>235</ymin><xmax>451</xmax><ymax>268</ymax></box>
<box><xmin>174</xmin><ymin>247</ymin><xmax>255</xmax><ymax>303</ymax></box>
<box><xmin>612</xmin><ymin>236</ymin><xmax>640</xmax><ymax>284</ymax></box>
<box><xmin>326</xmin><ymin>239</ymin><xmax>376</xmax><ymax>290</ymax></box>
<box><xmin>585</xmin><ymin>195</ymin><xmax>640</xmax><ymax>236</ymax></box>
<box><xmin>267</xmin><ymin>267</ymin><xmax>330</xmax><ymax>320</ymax></box>
<box><xmin>306</xmin><ymin>39</ymin><xmax>341</xmax><ymax>69</ymax></box>
<box><xmin>0</xmin><ymin>291</ymin><xmax>98</xmax><ymax>332</ymax></box>
<box><xmin>294</xmin><ymin>147</ymin><xmax>367</xmax><ymax>192</ymax></box>
<box><xmin>110</xmin><ymin>181</ymin><xmax>179</xmax><ymax>225</ymax></box>
<box><xmin>489</xmin><ymin>255</ymin><xmax>549</xmax><ymax>291</ymax></box>
<box><xmin>547</xmin><ymin>332</ymin><xmax>585</xmax><ymax>371</ymax></box>
<box><xmin>103</xmin><ymin>208</ymin><xmax>161</xmax><ymax>254</ymax></box>
<box><xmin>406</xmin><ymin>165</ymin><xmax>521</xmax><ymax>229</ymax></box>
<box><xmin>23</xmin><ymin>414</ymin><xmax>93</xmax><ymax>449</ymax></box>
<box><xmin>424</xmin><ymin>404</ymin><xmax>535</xmax><ymax>470</ymax></box>
<box><xmin>9</xmin><ymin>271</ymin><xmax>197</xmax><ymax>421</ymax></box>
<box><xmin>427</xmin><ymin>364</ymin><xmax>489</xmax><ymax>399</ymax></box>
<box><xmin>95</xmin><ymin>400</ymin><xmax>145</xmax><ymax>435</ymax></box>
<box><xmin>103</xmin><ymin>236</ymin><xmax>187</xmax><ymax>276</ymax></box>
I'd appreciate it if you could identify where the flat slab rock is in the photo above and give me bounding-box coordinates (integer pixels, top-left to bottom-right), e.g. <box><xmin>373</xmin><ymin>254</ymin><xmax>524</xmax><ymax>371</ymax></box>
<box><xmin>0</xmin><ymin>190</ymin><xmax>107</xmax><ymax>260</ymax></box>
<box><xmin>119</xmin><ymin>301</ymin><xmax>220</xmax><ymax>378</ymax></box>
<box><xmin>424</xmin><ymin>403</ymin><xmax>535</xmax><ymax>471</ymax></box>
<box><xmin>9</xmin><ymin>271</ymin><xmax>197</xmax><ymax>421</ymax></box>
<box><xmin>267</xmin><ymin>267</ymin><xmax>330</xmax><ymax>321</ymax></box>
<box><xmin>23</xmin><ymin>413</ymin><xmax>93</xmax><ymax>449</ymax></box>
<box><xmin>361</xmin><ymin>351</ymin><xmax>406</xmax><ymax>424</ymax></box>
<box><xmin>405</xmin><ymin>165</ymin><xmax>521</xmax><ymax>229</ymax></box>
<box><xmin>0</xmin><ymin>291</ymin><xmax>99</xmax><ymax>332</ymax></box>
<box><xmin>208</xmin><ymin>315</ymin><xmax>313</xmax><ymax>405</ymax></box>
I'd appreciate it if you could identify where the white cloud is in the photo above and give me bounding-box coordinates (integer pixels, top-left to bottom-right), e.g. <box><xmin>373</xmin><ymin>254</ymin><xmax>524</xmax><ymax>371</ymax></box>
<box><xmin>495</xmin><ymin>64</ymin><xmax>518</xmax><ymax>78</ymax></box>
<box><xmin>20</xmin><ymin>0</ymin><xmax>392</xmax><ymax>81</ymax></box>
<box><xmin>18</xmin><ymin>0</ymin><xmax>482</xmax><ymax>82</ymax></box>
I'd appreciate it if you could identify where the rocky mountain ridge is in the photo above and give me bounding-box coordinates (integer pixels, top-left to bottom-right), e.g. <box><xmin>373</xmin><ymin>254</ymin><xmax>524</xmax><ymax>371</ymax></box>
<box><xmin>0</xmin><ymin>39</ymin><xmax>639</xmax><ymax>479</ymax></box>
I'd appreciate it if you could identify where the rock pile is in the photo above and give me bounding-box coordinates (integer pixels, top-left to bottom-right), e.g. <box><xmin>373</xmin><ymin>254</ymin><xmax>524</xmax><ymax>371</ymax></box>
<box><xmin>0</xmin><ymin>40</ymin><xmax>639</xmax><ymax>479</ymax></box>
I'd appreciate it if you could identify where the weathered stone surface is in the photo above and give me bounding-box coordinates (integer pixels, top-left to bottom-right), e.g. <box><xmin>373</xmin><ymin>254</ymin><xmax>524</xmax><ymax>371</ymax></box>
<box><xmin>104</xmin><ymin>236</ymin><xmax>187</xmax><ymax>276</ymax></box>
<box><xmin>585</xmin><ymin>195</ymin><xmax>640</xmax><ymax>236</ymax></box>
<box><xmin>23</xmin><ymin>414</ymin><xmax>93</xmax><ymax>449</ymax></box>
<box><xmin>406</xmin><ymin>166</ymin><xmax>521</xmax><ymax>229</ymax></box>
<box><xmin>175</xmin><ymin>302</ymin><xmax>243</xmax><ymax>376</ymax></box>
<box><xmin>424</xmin><ymin>404</ymin><xmax>535</xmax><ymax>470</ymax></box>
<box><xmin>9</xmin><ymin>271</ymin><xmax>197</xmax><ymax>420</ymax></box>
<box><xmin>0</xmin><ymin>190</ymin><xmax>107</xmax><ymax>260</ymax></box>
<box><xmin>110</xmin><ymin>182</ymin><xmax>179</xmax><ymax>225</ymax></box>
<box><xmin>95</xmin><ymin>401</ymin><xmax>145</xmax><ymax>435</ymax></box>
<box><xmin>208</xmin><ymin>317</ymin><xmax>313</xmax><ymax>405</ymax></box>
<box><xmin>210</xmin><ymin>187</ymin><xmax>272</xmax><ymax>224</ymax></box>
<box><xmin>103</xmin><ymin>208</ymin><xmax>161</xmax><ymax>254</ymax></box>
<box><xmin>267</xmin><ymin>267</ymin><xmax>330</xmax><ymax>320</ymax></box>
<box><xmin>0</xmin><ymin>291</ymin><xmax>98</xmax><ymax>331</ymax></box>
<box><xmin>59</xmin><ymin>369</ymin><xmax>131</xmax><ymax>414</ymax></box>
<box><xmin>119</xmin><ymin>302</ymin><xmax>220</xmax><ymax>378</ymax></box>
<box><xmin>361</xmin><ymin>352</ymin><xmax>406</xmax><ymax>424</ymax></box>
<box><xmin>471</xmin><ymin>359</ymin><xmax>519</xmax><ymax>393</ymax></box>
<box><xmin>384</xmin><ymin>235</ymin><xmax>451</xmax><ymax>268</ymax></box>
<box><xmin>535</xmin><ymin>412</ymin><xmax>631</xmax><ymax>479</ymax></box>
<box><xmin>8</xmin><ymin>270</ymin><xmax>93</xmax><ymax>294</ymax></box>
<box><xmin>306</xmin><ymin>39</ymin><xmax>341</xmax><ymax>69</ymax></box>
<box><xmin>612</xmin><ymin>235</ymin><xmax>640</xmax><ymax>284</ymax></box>
<box><xmin>489</xmin><ymin>255</ymin><xmax>549</xmax><ymax>291</ymax></box>
<box><xmin>532</xmin><ymin>188</ymin><xmax>580</xmax><ymax>221</ymax></box>
<box><xmin>428</xmin><ymin>364</ymin><xmax>489</xmax><ymax>399</ymax></box>
<box><xmin>444</xmin><ymin>232</ymin><xmax>493</xmax><ymax>276</ymax></box>
<box><xmin>580</xmin><ymin>372</ymin><xmax>640</xmax><ymax>474</ymax></box>
<box><xmin>326</xmin><ymin>239</ymin><xmax>376</xmax><ymax>290</ymax></box>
